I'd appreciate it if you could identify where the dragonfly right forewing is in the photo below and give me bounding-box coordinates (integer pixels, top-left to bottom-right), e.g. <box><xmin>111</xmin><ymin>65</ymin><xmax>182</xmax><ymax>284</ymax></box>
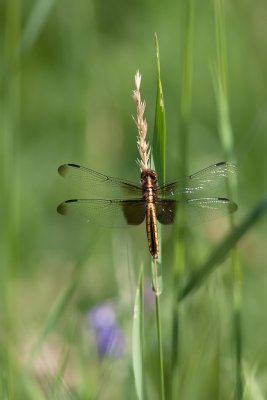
<box><xmin>57</xmin><ymin>198</ymin><xmax>146</xmax><ymax>228</ymax></box>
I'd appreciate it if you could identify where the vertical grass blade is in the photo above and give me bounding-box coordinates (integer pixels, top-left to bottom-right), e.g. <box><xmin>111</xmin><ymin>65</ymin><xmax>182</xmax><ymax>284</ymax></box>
<box><xmin>151</xmin><ymin>32</ymin><xmax>166</xmax><ymax>283</ymax></box>
<box><xmin>150</xmin><ymin>259</ymin><xmax>163</xmax><ymax>295</ymax></box>
<box><xmin>213</xmin><ymin>1</ymin><xmax>242</xmax><ymax>398</ymax></box>
<box><xmin>154</xmin><ymin>266</ymin><xmax>165</xmax><ymax>400</ymax></box>
<box><xmin>153</xmin><ymin>32</ymin><xmax>166</xmax><ymax>184</ymax></box>
<box><xmin>132</xmin><ymin>265</ymin><xmax>144</xmax><ymax>400</ymax></box>
<box><xmin>151</xmin><ymin>34</ymin><xmax>165</xmax><ymax>400</ymax></box>
<box><xmin>179</xmin><ymin>0</ymin><xmax>194</xmax><ymax>176</ymax></box>
<box><xmin>172</xmin><ymin>1</ymin><xmax>194</xmax><ymax>398</ymax></box>
<box><xmin>213</xmin><ymin>0</ymin><xmax>234</xmax><ymax>163</ymax></box>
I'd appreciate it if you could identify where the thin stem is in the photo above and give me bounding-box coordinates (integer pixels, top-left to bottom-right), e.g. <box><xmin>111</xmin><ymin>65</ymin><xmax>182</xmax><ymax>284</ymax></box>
<box><xmin>232</xmin><ymin>247</ymin><xmax>243</xmax><ymax>399</ymax></box>
<box><xmin>153</xmin><ymin>259</ymin><xmax>165</xmax><ymax>400</ymax></box>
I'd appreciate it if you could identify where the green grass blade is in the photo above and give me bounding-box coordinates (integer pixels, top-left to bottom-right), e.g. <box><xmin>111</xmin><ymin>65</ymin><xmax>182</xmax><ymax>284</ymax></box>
<box><xmin>153</xmin><ymin>33</ymin><xmax>166</xmax><ymax>184</ymax></box>
<box><xmin>132</xmin><ymin>265</ymin><xmax>144</xmax><ymax>400</ymax></box>
<box><xmin>155</xmin><ymin>286</ymin><xmax>165</xmax><ymax>400</ymax></box>
<box><xmin>150</xmin><ymin>259</ymin><xmax>163</xmax><ymax>294</ymax></box>
<box><xmin>151</xmin><ymin>36</ymin><xmax>165</xmax><ymax>399</ymax></box>
<box><xmin>179</xmin><ymin>0</ymin><xmax>194</xmax><ymax>175</ymax></box>
<box><xmin>178</xmin><ymin>197</ymin><xmax>267</xmax><ymax>301</ymax></box>
<box><xmin>151</xmin><ymin>32</ymin><xmax>166</xmax><ymax>283</ymax></box>
<box><xmin>213</xmin><ymin>0</ymin><xmax>234</xmax><ymax>161</ymax></box>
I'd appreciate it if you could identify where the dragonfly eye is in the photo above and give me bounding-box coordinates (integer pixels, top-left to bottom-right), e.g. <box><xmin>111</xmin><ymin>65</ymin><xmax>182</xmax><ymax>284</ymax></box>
<box><xmin>149</xmin><ymin>171</ymin><xmax>158</xmax><ymax>184</ymax></box>
<box><xmin>141</xmin><ymin>170</ymin><xmax>148</xmax><ymax>182</ymax></box>
<box><xmin>141</xmin><ymin>169</ymin><xmax>158</xmax><ymax>181</ymax></box>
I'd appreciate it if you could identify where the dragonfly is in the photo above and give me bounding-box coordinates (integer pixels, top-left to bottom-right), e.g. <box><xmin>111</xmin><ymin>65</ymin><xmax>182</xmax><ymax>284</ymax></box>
<box><xmin>57</xmin><ymin>161</ymin><xmax>238</xmax><ymax>260</ymax></box>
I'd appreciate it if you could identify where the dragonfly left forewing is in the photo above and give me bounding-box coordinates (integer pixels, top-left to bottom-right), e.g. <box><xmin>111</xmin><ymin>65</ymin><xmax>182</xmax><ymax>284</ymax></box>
<box><xmin>57</xmin><ymin>198</ymin><xmax>146</xmax><ymax>228</ymax></box>
<box><xmin>58</xmin><ymin>163</ymin><xmax>143</xmax><ymax>199</ymax></box>
<box><xmin>157</xmin><ymin>161</ymin><xmax>237</xmax><ymax>200</ymax></box>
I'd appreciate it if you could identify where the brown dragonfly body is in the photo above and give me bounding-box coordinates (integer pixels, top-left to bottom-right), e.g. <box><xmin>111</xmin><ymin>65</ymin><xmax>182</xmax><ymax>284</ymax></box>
<box><xmin>141</xmin><ymin>169</ymin><xmax>159</xmax><ymax>259</ymax></box>
<box><xmin>57</xmin><ymin>161</ymin><xmax>237</xmax><ymax>260</ymax></box>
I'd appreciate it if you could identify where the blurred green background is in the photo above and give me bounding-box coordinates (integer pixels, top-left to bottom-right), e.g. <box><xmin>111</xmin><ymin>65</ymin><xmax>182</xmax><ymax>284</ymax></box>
<box><xmin>1</xmin><ymin>0</ymin><xmax>267</xmax><ymax>398</ymax></box>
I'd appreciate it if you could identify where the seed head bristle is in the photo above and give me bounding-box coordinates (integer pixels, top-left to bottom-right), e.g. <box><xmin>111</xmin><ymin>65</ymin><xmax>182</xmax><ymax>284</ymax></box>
<box><xmin>132</xmin><ymin>70</ymin><xmax>150</xmax><ymax>171</ymax></box>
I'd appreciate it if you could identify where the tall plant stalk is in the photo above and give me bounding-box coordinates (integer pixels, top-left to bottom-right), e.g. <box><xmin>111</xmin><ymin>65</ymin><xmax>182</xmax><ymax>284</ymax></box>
<box><xmin>152</xmin><ymin>34</ymin><xmax>166</xmax><ymax>399</ymax></box>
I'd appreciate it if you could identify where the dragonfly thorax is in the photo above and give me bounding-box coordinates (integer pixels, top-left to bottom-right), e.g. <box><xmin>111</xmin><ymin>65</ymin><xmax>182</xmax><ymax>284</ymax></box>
<box><xmin>141</xmin><ymin>169</ymin><xmax>158</xmax><ymax>204</ymax></box>
<box><xmin>140</xmin><ymin>169</ymin><xmax>158</xmax><ymax>186</ymax></box>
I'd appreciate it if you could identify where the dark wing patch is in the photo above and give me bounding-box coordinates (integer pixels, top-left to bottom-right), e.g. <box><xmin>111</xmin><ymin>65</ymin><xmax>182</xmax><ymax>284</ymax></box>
<box><xmin>156</xmin><ymin>200</ymin><xmax>176</xmax><ymax>225</ymax></box>
<box><xmin>123</xmin><ymin>200</ymin><xmax>146</xmax><ymax>225</ymax></box>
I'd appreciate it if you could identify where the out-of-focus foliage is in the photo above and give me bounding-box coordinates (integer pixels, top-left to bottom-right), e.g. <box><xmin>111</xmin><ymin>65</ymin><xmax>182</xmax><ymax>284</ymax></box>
<box><xmin>1</xmin><ymin>0</ymin><xmax>267</xmax><ymax>398</ymax></box>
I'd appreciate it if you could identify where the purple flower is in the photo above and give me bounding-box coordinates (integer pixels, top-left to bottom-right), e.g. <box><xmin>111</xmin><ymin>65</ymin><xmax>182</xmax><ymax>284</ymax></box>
<box><xmin>87</xmin><ymin>302</ymin><xmax>125</xmax><ymax>358</ymax></box>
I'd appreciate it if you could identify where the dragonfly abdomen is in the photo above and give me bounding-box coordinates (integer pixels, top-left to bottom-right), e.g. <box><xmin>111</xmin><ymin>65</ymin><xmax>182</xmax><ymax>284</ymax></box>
<box><xmin>146</xmin><ymin>201</ymin><xmax>159</xmax><ymax>260</ymax></box>
<box><xmin>142</xmin><ymin>173</ymin><xmax>159</xmax><ymax>259</ymax></box>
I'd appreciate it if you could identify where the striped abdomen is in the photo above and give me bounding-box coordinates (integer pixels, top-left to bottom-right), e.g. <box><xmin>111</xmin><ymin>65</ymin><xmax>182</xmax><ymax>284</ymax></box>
<box><xmin>146</xmin><ymin>191</ymin><xmax>159</xmax><ymax>259</ymax></box>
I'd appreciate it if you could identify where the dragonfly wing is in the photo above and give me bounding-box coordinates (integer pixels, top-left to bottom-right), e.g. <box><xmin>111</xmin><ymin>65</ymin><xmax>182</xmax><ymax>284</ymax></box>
<box><xmin>57</xmin><ymin>199</ymin><xmax>146</xmax><ymax>228</ymax></box>
<box><xmin>184</xmin><ymin>197</ymin><xmax>237</xmax><ymax>225</ymax></box>
<box><xmin>157</xmin><ymin>161</ymin><xmax>237</xmax><ymax>200</ymax></box>
<box><xmin>58</xmin><ymin>164</ymin><xmax>143</xmax><ymax>199</ymax></box>
<box><xmin>156</xmin><ymin>200</ymin><xmax>176</xmax><ymax>225</ymax></box>
<box><xmin>156</xmin><ymin>197</ymin><xmax>237</xmax><ymax>225</ymax></box>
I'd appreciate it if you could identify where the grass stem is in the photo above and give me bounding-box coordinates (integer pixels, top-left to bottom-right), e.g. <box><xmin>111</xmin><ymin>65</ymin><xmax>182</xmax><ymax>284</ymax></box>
<box><xmin>154</xmin><ymin>259</ymin><xmax>165</xmax><ymax>400</ymax></box>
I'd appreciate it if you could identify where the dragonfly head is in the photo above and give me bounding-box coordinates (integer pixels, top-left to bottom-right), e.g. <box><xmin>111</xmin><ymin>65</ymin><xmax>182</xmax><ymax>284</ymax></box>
<box><xmin>141</xmin><ymin>169</ymin><xmax>158</xmax><ymax>185</ymax></box>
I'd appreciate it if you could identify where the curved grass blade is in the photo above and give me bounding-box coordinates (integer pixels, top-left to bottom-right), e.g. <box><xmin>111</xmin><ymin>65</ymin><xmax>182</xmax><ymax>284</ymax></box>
<box><xmin>132</xmin><ymin>265</ymin><xmax>144</xmax><ymax>400</ymax></box>
<box><xmin>178</xmin><ymin>197</ymin><xmax>267</xmax><ymax>301</ymax></box>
